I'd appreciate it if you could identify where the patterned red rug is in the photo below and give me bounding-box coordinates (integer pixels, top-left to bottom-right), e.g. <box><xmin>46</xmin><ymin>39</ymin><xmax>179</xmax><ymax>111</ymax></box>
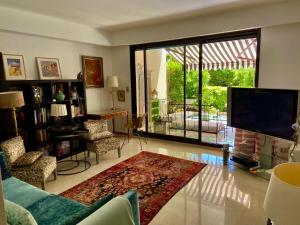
<box><xmin>60</xmin><ymin>151</ymin><xmax>206</xmax><ymax>225</ymax></box>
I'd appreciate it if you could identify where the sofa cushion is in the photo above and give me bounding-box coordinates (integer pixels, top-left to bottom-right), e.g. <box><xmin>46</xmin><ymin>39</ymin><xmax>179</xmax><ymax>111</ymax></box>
<box><xmin>13</xmin><ymin>151</ymin><xmax>43</xmax><ymax>167</ymax></box>
<box><xmin>3</xmin><ymin>177</ymin><xmax>50</xmax><ymax>208</ymax></box>
<box><xmin>0</xmin><ymin>151</ymin><xmax>11</xmax><ymax>180</ymax></box>
<box><xmin>0</xmin><ymin>136</ymin><xmax>26</xmax><ymax>165</ymax></box>
<box><xmin>4</xmin><ymin>199</ymin><xmax>38</xmax><ymax>225</ymax></box>
<box><xmin>27</xmin><ymin>195</ymin><xmax>88</xmax><ymax>225</ymax></box>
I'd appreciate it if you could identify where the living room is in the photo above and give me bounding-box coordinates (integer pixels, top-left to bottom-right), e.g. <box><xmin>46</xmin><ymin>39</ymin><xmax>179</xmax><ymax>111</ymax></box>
<box><xmin>0</xmin><ymin>0</ymin><xmax>300</xmax><ymax>225</ymax></box>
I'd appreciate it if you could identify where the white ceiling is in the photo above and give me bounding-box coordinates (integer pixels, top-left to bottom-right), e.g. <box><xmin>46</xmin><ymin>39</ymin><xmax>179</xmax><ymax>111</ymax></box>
<box><xmin>0</xmin><ymin>0</ymin><xmax>284</xmax><ymax>31</ymax></box>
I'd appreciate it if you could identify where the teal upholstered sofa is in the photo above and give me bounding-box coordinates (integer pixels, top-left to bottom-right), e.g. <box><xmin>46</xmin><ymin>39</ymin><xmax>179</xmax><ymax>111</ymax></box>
<box><xmin>0</xmin><ymin>152</ymin><xmax>140</xmax><ymax>225</ymax></box>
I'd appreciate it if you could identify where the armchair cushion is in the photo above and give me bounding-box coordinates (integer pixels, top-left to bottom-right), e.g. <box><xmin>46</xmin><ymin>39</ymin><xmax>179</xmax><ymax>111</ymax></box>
<box><xmin>0</xmin><ymin>151</ymin><xmax>11</xmax><ymax>180</ymax></box>
<box><xmin>4</xmin><ymin>199</ymin><xmax>38</xmax><ymax>225</ymax></box>
<box><xmin>13</xmin><ymin>151</ymin><xmax>43</xmax><ymax>167</ymax></box>
<box><xmin>0</xmin><ymin>136</ymin><xmax>26</xmax><ymax>165</ymax></box>
<box><xmin>84</xmin><ymin>120</ymin><xmax>108</xmax><ymax>134</ymax></box>
<box><xmin>88</xmin><ymin>131</ymin><xmax>114</xmax><ymax>141</ymax></box>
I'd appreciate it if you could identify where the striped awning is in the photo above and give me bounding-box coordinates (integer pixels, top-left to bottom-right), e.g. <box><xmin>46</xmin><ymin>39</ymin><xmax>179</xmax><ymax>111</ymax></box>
<box><xmin>166</xmin><ymin>38</ymin><xmax>257</xmax><ymax>70</ymax></box>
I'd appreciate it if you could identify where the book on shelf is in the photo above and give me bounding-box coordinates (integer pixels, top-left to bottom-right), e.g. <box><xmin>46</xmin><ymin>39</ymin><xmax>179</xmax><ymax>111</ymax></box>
<box><xmin>34</xmin><ymin>108</ymin><xmax>51</xmax><ymax>125</ymax></box>
<box><xmin>71</xmin><ymin>105</ymin><xmax>84</xmax><ymax>118</ymax></box>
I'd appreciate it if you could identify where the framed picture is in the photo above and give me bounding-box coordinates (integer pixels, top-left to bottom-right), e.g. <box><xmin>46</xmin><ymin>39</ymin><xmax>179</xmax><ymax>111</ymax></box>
<box><xmin>2</xmin><ymin>54</ymin><xmax>26</xmax><ymax>80</ymax></box>
<box><xmin>82</xmin><ymin>56</ymin><xmax>104</xmax><ymax>88</ymax></box>
<box><xmin>36</xmin><ymin>57</ymin><xmax>62</xmax><ymax>80</ymax></box>
<box><xmin>117</xmin><ymin>90</ymin><xmax>125</xmax><ymax>102</ymax></box>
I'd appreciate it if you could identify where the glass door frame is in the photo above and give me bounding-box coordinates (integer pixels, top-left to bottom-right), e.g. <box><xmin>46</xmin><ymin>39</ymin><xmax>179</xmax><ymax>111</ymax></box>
<box><xmin>130</xmin><ymin>29</ymin><xmax>261</xmax><ymax>148</ymax></box>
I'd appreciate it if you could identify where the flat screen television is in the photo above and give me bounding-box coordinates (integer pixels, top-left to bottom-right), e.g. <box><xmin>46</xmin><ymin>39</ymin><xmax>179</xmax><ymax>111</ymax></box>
<box><xmin>227</xmin><ymin>88</ymin><xmax>299</xmax><ymax>140</ymax></box>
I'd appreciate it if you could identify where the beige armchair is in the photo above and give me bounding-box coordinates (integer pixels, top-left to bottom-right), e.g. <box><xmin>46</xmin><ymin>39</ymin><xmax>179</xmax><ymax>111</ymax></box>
<box><xmin>0</xmin><ymin>136</ymin><xmax>57</xmax><ymax>190</ymax></box>
<box><xmin>84</xmin><ymin>120</ymin><xmax>121</xmax><ymax>164</ymax></box>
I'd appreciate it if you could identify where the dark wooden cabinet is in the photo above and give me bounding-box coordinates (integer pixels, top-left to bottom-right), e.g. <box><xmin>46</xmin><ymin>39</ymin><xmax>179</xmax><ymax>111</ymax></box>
<box><xmin>0</xmin><ymin>79</ymin><xmax>87</xmax><ymax>157</ymax></box>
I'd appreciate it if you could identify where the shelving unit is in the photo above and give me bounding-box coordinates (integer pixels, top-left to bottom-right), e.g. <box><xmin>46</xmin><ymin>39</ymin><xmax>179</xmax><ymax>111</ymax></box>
<box><xmin>0</xmin><ymin>79</ymin><xmax>87</xmax><ymax>158</ymax></box>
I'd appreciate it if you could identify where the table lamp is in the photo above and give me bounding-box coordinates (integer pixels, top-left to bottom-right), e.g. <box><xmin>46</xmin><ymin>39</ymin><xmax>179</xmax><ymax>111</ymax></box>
<box><xmin>263</xmin><ymin>162</ymin><xmax>300</xmax><ymax>225</ymax></box>
<box><xmin>51</xmin><ymin>104</ymin><xmax>67</xmax><ymax>127</ymax></box>
<box><xmin>107</xmin><ymin>76</ymin><xmax>119</xmax><ymax>110</ymax></box>
<box><xmin>0</xmin><ymin>91</ymin><xmax>25</xmax><ymax>136</ymax></box>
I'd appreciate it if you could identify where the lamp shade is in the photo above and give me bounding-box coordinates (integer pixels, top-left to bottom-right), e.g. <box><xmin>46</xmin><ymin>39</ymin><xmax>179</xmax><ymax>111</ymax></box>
<box><xmin>51</xmin><ymin>104</ymin><xmax>67</xmax><ymax>117</ymax></box>
<box><xmin>107</xmin><ymin>76</ymin><xmax>119</xmax><ymax>88</ymax></box>
<box><xmin>263</xmin><ymin>162</ymin><xmax>300</xmax><ymax>225</ymax></box>
<box><xmin>0</xmin><ymin>91</ymin><xmax>24</xmax><ymax>108</ymax></box>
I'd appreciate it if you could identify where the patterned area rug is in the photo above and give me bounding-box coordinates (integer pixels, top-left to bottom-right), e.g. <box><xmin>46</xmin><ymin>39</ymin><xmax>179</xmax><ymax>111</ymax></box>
<box><xmin>60</xmin><ymin>151</ymin><xmax>206</xmax><ymax>225</ymax></box>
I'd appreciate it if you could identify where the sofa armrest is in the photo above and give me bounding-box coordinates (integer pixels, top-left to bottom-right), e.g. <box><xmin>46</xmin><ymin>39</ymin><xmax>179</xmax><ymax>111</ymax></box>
<box><xmin>123</xmin><ymin>190</ymin><xmax>140</xmax><ymax>225</ymax></box>
<box><xmin>78</xmin><ymin>196</ymin><xmax>135</xmax><ymax>225</ymax></box>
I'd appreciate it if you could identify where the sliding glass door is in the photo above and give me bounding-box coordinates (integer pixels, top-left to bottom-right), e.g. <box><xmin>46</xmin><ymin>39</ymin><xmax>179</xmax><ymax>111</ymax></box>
<box><xmin>131</xmin><ymin>30</ymin><xmax>260</xmax><ymax>147</ymax></box>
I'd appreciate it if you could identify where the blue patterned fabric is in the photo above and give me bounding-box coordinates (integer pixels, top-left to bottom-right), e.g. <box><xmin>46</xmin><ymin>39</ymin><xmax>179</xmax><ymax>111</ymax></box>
<box><xmin>3</xmin><ymin>177</ymin><xmax>50</xmax><ymax>208</ymax></box>
<box><xmin>123</xmin><ymin>190</ymin><xmax>140</xmax><ymax>225</ymax></box>
<box><xmin>0</xmin><ymin>151</ymin><xmax>11</xmax><ymax>180</ymax></box>
<box><xmin>27</xmin><ymin>195</ymin><xmax>87</xmax><ymax>225</ymax></box>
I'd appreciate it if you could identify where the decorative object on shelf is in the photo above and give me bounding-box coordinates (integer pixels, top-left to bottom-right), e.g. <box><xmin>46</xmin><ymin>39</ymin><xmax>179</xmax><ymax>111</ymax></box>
<box><xmin>36</xmin><ymin>57</ymin><xmax>62</xmax><ymax>80</ymax></box>
<box><xmin>2</xmin><ymin>54</ymin><xmax>26</xmax><ymax>80</ymax></box>
<box><xmin>77</xmin><ymin>71</ymin><xmax>83</xmax><ymax>81</ymax></box>
<box><xmin>107</xmin><ymin>76</ymin><xmax>119</xmax><ymax>110</ymax></box>
<box><xmin>32</xmin><ymin>85</ymin><xmax>43</xmax><ymax>103</ymax></box>
<box><xmin>82</xmin><ymin>55</ymin><xmax>104</xmax><ymax>87</ymax></box>
<box><xmin>55</xmin><ymin>90</ymin><xmax>65</xmax><ymax>101</ymax></box>
<box><xmin>117</xmin><ymin>90</ymin><xmax>125</xmax><ymax>102</ymax></box>
<box><xmin>264</xmin><ymin>162</ymin><xmax>300</xmax><ymax>225</ymax></box>
<box><xmin>0</xmin><ymin>91</ymin><xmax>25</xmax><ymax>136</ymax></box>
<box><xmin>70</xmin><ymin>86</ymin><xmax>78</xmax><ymax>99</ymax></box>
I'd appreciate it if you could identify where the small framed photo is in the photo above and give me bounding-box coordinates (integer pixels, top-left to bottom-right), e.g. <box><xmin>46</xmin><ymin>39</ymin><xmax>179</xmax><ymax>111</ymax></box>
<box><xmin>2</xmin><ymin>54</ymin><xmax>26</xmax><ymax>80</ymax></box>
<box><xmin>82</xmin><ymin>56</ymin><xmax>104</xmax><ymax>88</ymax></box>
<box><xmin>117</xmin><ymin>90</ymin><xmax>125</xmax><ymax>102</ymax></box>
<box><xmin>36</xmin><ymin>57</ymin><xmax>62</xmax><ymax>80</ymax></box>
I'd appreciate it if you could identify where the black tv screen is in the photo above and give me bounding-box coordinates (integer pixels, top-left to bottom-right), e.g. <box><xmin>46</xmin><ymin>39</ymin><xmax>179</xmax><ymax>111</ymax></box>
<box><xmin>228</xmin><ymin>88</ymin><xmax>299</xmax><ymax>140</ymax></box>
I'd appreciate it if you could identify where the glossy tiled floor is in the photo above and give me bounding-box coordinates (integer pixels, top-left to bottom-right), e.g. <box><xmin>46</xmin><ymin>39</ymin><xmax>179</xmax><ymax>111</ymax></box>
<box><xmin>45</xmin><ymin>137</ymin><xmax>269</xmax><ymax>225</ymax></box>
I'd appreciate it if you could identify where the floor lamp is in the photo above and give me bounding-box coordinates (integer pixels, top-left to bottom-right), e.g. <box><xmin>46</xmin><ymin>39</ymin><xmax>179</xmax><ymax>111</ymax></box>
<box><xmin>0</xmin><ymin>91</ymin><xmax>25</xmax><ymax>136</ymax></box>
<box><xmin>107</xmin><ymin>76</ymin><xmax>119</xmax><ymax>110</ymax></box>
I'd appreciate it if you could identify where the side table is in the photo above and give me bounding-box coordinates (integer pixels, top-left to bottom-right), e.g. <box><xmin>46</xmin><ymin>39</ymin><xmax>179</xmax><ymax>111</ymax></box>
<box><xmin>51</xmin><ymin>130</ymin><xmax>91</xmax><ymax>175</ymax></box>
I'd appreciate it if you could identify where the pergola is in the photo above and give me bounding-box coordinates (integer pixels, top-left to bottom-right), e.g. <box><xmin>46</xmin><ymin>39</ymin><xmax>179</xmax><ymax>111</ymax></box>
<box><xmin>166</xmin><ymin>38</ymin><xmax>257</xmax><ymax>70</ymax></box>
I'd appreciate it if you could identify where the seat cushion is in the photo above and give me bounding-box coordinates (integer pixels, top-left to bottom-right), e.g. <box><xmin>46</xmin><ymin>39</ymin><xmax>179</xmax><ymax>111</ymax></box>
<box><xmin>5</xmin><ymin>199</ymin><xmax>38</xmax><ymax>225</ymax></box>
<box><xmin>0</xmin><ymin>151</ymin><xmax>11</xmax><ymax>180</ymax></box>
<box><xmin>88</xmin><ymin>131</ymin><xmax>114</xmax><ymax>141</ymax></box>
<box><xmin>3</xmin><ymin>177</ymin><xmax>50</xmax><ymax>208</ymax></box>
<box><xmin>87</xmin><ymin>137</ymin><xmax>120</xmax><ymax>154</ymax></box>
<box><xmin>13</xmin><ymin>151</ymin><xmax>43</xmax><ymax>167</ymax></box>
<box><xmin>0</xmin><ymin>136</ymin><xmax>26</xmax><ymax>165</ymax></box>
<box><xmin>11</xmin><ymin>156</ymin><xmax>57</xmax><ymax>183</ymax></box>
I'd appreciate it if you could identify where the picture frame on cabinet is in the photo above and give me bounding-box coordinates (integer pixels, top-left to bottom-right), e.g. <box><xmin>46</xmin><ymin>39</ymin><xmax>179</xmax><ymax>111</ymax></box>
<box><xmin>117</xmin><ymin>90</ymin><xmax>125</xmax><ymax>102</ymax></box>
<box><xmin>36</xmin><ymin>57</ymin><xmax>62</xmax><ymax>80</ymax></box>
<box><xmin>2</xmin><ymin>54</ymin><xmax>26</xmax><ymax>80</ymax></box>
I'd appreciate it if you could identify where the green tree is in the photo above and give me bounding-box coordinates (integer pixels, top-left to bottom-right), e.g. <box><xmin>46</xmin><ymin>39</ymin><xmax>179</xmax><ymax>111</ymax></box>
<box><xmin>167</xmin><ymin>57</ymin><xmax>183</xmax><ymax>103</ymax></box>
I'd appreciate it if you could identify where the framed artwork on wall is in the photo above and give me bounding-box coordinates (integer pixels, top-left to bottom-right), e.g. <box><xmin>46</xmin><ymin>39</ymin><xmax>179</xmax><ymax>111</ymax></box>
<box><xmin>82</xmin><ymin>56</ymin><xmax>104</xmax><ymax>88</ymax></box>
<box><xmin>2</xmin><ymin>54</ymin><xmax>26</xmax><ymax>80</ymax></box>
<box><xmin>36</xmin><ymin>57</ymin><xmax>62</xmax><ymax>80</ymax></box>
<box><xmin>117</xmin><ymin>90</ymin><xmax>125</xmax><ymax>102</ymax></box>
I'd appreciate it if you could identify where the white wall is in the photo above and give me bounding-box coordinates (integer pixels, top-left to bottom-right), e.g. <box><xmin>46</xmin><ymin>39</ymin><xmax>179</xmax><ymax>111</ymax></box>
<box><xmin>112</xmin><ymin>0</ymin><xmax>300</xmax><ymax>46</ymax></box>
<box><xmin>259</xmin><ymin>23</ymin><xmax>300</xmax><ymax>89</ymax></box>
<box><xmin>0</xmin><ymin>30</ymin><xmax>112</xmax><ymax>112</ymax></box>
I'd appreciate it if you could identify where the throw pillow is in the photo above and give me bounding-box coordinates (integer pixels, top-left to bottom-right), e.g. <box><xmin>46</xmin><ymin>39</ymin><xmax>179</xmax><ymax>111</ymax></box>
<box><xmin>0</xmin><ymin>152</ymin><xmax>11</xmax><ymax>180</ymax></box>
<box><xmin>13</xmin><ymin>152</ymin><xmax>43</xmax><ymax>167</ymax></box>
<box><xmin>4</xmin><ymin>199</ymin><xmax>38</xmax><ymax>225</ymax></box>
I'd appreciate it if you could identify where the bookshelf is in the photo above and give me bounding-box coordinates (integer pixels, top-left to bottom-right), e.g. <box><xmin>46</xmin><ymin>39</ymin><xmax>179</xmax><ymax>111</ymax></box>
<box><xmin>0</xmin><ymin>79</ymin><xmax>87</xmax><ymax>158</ymax></box>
